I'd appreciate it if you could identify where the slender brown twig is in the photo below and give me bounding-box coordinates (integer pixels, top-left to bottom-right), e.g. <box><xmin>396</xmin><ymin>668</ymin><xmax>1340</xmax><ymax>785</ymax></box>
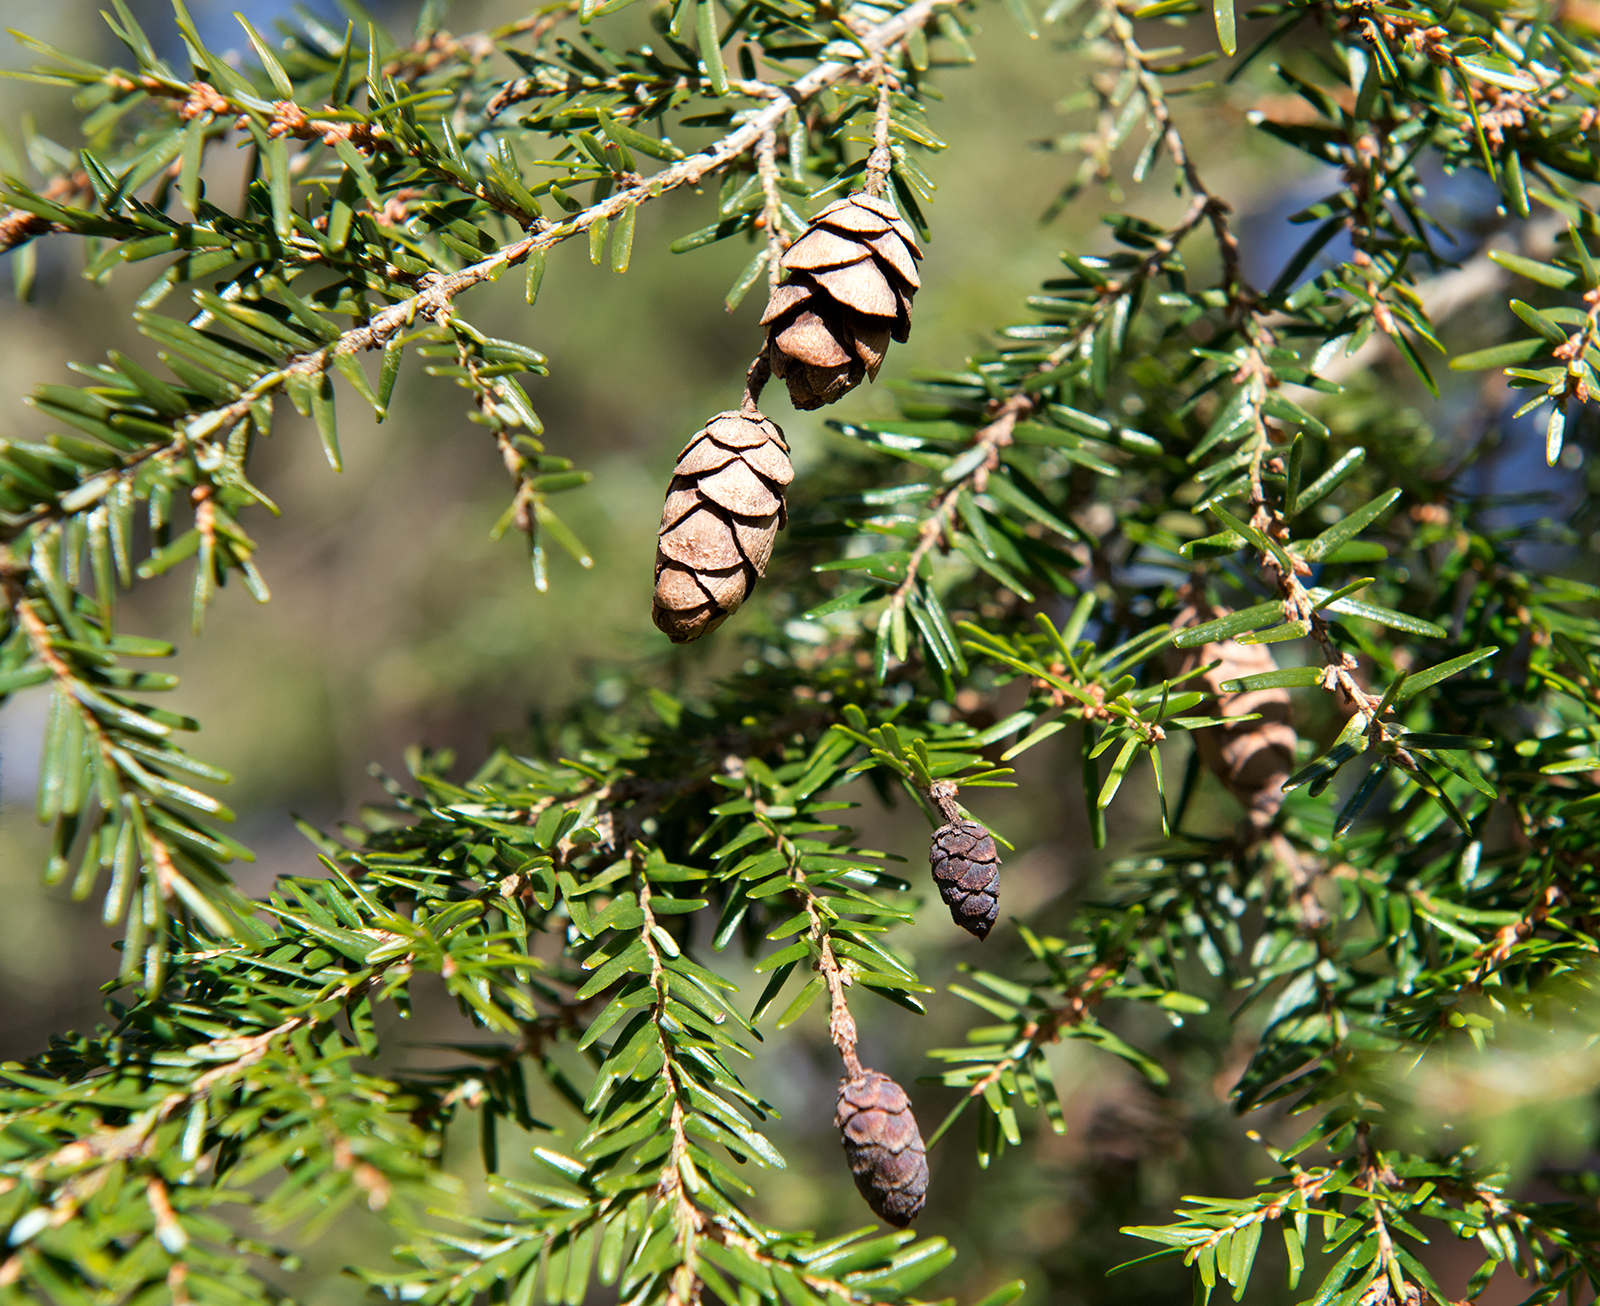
<box><xmin>863</xmin><ymin>72</ymin><xmax>896</xmax><ymax>199</ymax></box>
<box><xmin>888</xmin><ymin>394</ymin><xmax>1030</xmax><ymax>617</ymax></box>
<box><xmin>0</xmin><ymin>171</ymin><xmax>93</xmax><ymax>256</ymax></box>
<box><xmin>755</xmin><ymin>129</ymin><xmax>786</xmax><ymax>298</ymax></box>
<box><xmin>630</xmin><ymin>864</ymin><xmax>705</xmax><ymax>1306</ymax></box>
<box><xmin>927</xmin><ymin>778</ymin><xmax>961</xmax><ymax>823</ymax></box>
<box><xmin>1104</xmin><ymin>0</ymin><xmax>1244</xmax><ymax>300</ymax></box>
<box><xmin>742</xmin><ymin>353</ymin><xmax>772</xmax><ymax>413</ymax></box>
<box><xmin>750</xmin><ymin>798</ymin><xmax>865</xmax><ymax>1079</ymax></box>
<box><xmin>795</xmin><ymin>858</ymin><xmax>862</xmax><ymax>1079</ymax></box>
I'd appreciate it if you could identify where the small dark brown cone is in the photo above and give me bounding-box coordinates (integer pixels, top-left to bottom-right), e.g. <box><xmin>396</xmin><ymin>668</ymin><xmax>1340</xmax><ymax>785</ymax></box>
<box><xmin>653</xmin><ymin>410</ymin><xmax>793</xmax><ymax>642</ymax></box>
<box><xmin>928</xmin><ymin>819</ymin><xmax>1000</xmax><ymax>939</ymax></box>
<box><xmin>835</xmin><ymin>1070</ymin><xmax>928</xmax><ymax>1227</ymax></box>
<box><xmin>761</xmin><ymin>193</ymin><xmax>922</xmax><ymax>411</ymax></box>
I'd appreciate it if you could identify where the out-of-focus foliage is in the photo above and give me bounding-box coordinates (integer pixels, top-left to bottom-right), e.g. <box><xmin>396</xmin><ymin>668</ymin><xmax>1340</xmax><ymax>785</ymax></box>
<box><xmin>0</xmin><ymin>0</ymin><xmax>1598</xmax><ymax>1303</ymax></box>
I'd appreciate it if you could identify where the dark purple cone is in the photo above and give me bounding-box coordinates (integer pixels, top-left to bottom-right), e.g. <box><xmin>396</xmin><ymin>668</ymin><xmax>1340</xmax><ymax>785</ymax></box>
<box><xmin>834</xmin><ymin>1071</ymin><xmax>929</xmax><ymax>1226</ymax></box>
<box><xmin>928</xmin><ymin>819</ymin><xmax>1000</xmax><ymax>939</ymax></box>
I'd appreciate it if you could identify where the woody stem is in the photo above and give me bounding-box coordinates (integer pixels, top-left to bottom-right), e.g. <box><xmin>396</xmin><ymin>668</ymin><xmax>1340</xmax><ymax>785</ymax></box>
<box><xmin>863</xmin><ymin>73</ymin><xmax>895</xmax><ymax>199</ymax></box>
<box><xmin>742</xmin><ymin>353</ymin><xmax>771</xmax><ymax>412</ymax></box>
<box><xmin>755</xmin><ymin>129</ymin><xmax>786</xmax><ymax>296</ymax></box>
<box><xmin>927</xmin><ymin>778</ymin><xmax>962</xmax><ymax>824</ymax></box>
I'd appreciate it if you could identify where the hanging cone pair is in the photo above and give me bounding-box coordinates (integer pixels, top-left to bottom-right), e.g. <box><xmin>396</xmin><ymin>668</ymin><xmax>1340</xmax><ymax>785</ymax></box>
<box><xmin>652</xmin><ymin>195</ymin><xmax>922</xmax><ymax>641</ymax></box>
<box><xmin>835</xmin><ymin>1070</ymin><xmax>929</xmax><ymax>1227</ymax></box>
<box><xmin>929</xmin><ymin>819</ymin><xmax>1001</xmax><ymax>939</ymax></box>
<box><xmin>652</xmin><ymin>410</ymin><xmax>793</xmax><ymax>642</ymax></box>
<box><xmin>761</xmin><ymin>193</ymin><xmax>922</xmax><ymax>411</ymax></box>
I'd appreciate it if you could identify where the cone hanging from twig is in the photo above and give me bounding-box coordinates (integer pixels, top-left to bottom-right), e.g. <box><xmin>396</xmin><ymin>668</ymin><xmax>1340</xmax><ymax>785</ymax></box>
<box><xmin>761</xmin><ymin>193</ymin><xmax>922</xmax><ymax>411</ymax></box>
<box><xmin>652</xmin><ymin>409</ymin><xmax>793</xmax><ymax>642</ymax></box>
<box><xmin>835</xmin><ymin>1070</ymin><xmax>928</xmax><ymax>1227</ymax></box>
<box><xmin>929</xmin><ymin>818</ymin><xmax>1001</xmax><ymax>939</ymax></box>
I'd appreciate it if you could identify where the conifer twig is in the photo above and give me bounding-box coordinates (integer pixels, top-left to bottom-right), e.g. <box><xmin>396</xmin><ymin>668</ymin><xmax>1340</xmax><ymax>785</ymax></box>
<box><xmin>888</xmin><ymin>394</ymin><xmax>1029</xmax><ymax>616</ymax></box>
<box><xmin>755</xmin><ymin>128</ymin><xmax>786</xmax><ymax>297</ymax></box>
<box><xmin>634</xmin><ymin>870</ymin><xmax>705</xmax><ymax>1303</ymax></box>
<box><xmin>863</xmin><ymin>72</ymin><xmax>896</xmax><ymax>199</ymax></box>
<box><xmin>0</xmin><ymin>170</ymin><xmax>92</xmax><ymax>255</ymax></box>
<box><xmin>6</xmin><ymin>0</ymin><xmax>944</xmax><ymax>546</ymax></box>
<box><xmin>927</xmin><ymin>778</ymin><xmax>961</xmax><ymax>823</ymax></box>
<box><xmin>800</xmin><ymin>868</ymin><xmax>862</xmax><ymax>1079</ymax></box>
<box><xmin>757</xmin><ymin>806</ymin><xmax>862</xmax><ymax>1078</ymax></box>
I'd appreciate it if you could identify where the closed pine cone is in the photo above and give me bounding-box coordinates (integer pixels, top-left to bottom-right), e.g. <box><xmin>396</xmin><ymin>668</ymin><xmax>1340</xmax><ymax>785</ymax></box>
<box><xmin>761</xmin><ymin>193</ymin><xmax>921</xmax><ymax>410</ymax></box>
<box><xmin>1166</xmin><ymin>601</ymin><xmax>1299</xmax><ymax>833</ymax></box>
<box><xmin>653</xmin><ymin>410</ymin><xmax>793</xmax><ymax>642</ymax></box>
<box><xmin>928</xmin><ymin>819</ymin><xmax>1000</xmax><ymax>939</ymax></box>
<box><xmin>835</xmin><ymin>1070</ymin><xmax>929</xmax><ymax>1227</ymax></box>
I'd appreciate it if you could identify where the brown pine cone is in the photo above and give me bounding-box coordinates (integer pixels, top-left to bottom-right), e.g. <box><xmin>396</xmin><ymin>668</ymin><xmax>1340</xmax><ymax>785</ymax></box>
<box><xmin>928</xmin><ymin>819</ymin><xmax>1000</xmax><ymax>939</ymax></box>
<box><xmin>1166</xmin><ymin>601</ymin><xmax>1298</xmax><ymax>834</ymax></box>
<box><xmin>835</xmin><ymin>1070</ymin><xmax>928</xmax><ymax>1227</ymax></box>
<box><xmin>652</xmin><ymin>410</ymin><xmax>793</xmax><ymax>642</ymax></box>
<box><xmin>760</xmin><ymin>193</ymin><xmax>922</xmax><ymax>411</ymax></box>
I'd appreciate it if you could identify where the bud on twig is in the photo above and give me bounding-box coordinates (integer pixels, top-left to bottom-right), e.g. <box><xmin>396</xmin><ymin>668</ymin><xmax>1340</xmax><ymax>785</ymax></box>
<box><xmin>835</xmin><ymin>1070</ymin><xmax>928</xmax><ymax>1227</ymax></box>
<box><xmin>652</xmin><ymin>409</ymin><xmax>793</xmax><ymax>642</ymax></box>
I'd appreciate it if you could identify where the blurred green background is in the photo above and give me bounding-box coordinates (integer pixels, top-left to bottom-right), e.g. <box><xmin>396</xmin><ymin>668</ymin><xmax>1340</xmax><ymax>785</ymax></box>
<box><xmin>1</xmin><ymin>4</ymin><xmax>1558</xmax><ymax>1306</ymax></box>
